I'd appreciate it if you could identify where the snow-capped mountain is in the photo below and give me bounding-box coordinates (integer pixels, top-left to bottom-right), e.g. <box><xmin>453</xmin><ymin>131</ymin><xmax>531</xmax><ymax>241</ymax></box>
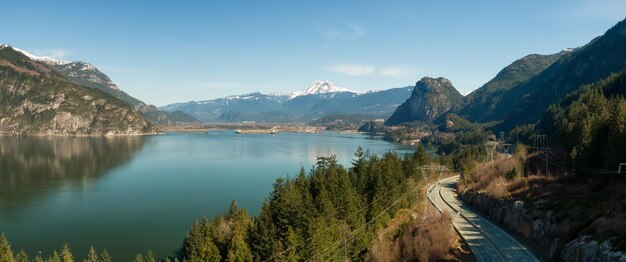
<box><xmin>161</xmin><ymin>81</ymin><xmax>413</xmax><ymax>122</ymax></box>
<box><xmin>7</xmin><ymin>44</ymin><xmax>121</xmax><ymax>91</ymax></box>
<box><xmin>289</xmin><ymin>80</ymin><xmax>353</xmax><ymax>98</ymax></box>
<box><xmin>2</xmin><ymin>44</ymin><xmax>197</xmax><ymax>125</ymax></box>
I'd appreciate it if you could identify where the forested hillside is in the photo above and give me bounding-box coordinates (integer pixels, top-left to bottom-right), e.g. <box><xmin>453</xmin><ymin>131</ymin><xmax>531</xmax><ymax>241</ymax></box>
<box><xmin>535</xmin><ymin>68</ymin><xmax>626</xmax><ymax>172</ymax></box>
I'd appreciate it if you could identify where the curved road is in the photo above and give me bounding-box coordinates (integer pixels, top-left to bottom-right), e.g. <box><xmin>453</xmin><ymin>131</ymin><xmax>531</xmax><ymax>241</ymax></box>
<box><xmin>428</xmin><ymin>176</ymin><xmax>540</xmax><ymax>262</ymax></box>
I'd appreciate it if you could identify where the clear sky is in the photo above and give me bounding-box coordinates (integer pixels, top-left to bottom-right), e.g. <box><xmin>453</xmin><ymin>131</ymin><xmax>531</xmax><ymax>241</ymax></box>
<box><xmin>1</xmin><ymin>1</ymin><xmax>625</xmax><ymax>106</ymax></box>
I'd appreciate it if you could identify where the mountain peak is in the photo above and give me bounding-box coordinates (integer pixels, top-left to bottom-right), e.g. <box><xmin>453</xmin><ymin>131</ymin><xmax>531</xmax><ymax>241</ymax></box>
<box><xmin>303</xmin><ymin>80</ymin><xmax>351</xmax><ymax>95</ymax></box>
<box><xmin>285</xmin><ymin>80</ymin><xmax>353</xmax><ymax>98</ymax></box>
<box><xmin>385</xmin><ymin>76</ymin><xmax>463</xmax><ymax>125</ymax></box>
<box><xmin>10</xmin><ymin>46</ymin><xmax>71</xmax><ymax>66</ymax></box>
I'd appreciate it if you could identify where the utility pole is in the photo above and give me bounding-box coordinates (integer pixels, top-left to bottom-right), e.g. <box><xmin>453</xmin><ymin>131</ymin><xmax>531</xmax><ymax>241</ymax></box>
<box><xmin>485</xmin><ymin>141</ymin><xmax>499</xmax><ymax>162</ymax></box>
<box><xmin>418</xmin><ymin>165</ymin><xmax>449</xmax><ymax>222</ymax></box>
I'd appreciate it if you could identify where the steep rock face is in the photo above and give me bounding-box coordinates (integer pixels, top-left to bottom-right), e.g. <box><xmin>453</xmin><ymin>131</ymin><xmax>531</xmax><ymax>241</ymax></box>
<box><xmin>460</xmin><ymin>191</ymin><xmax>626</xmax><ymax>261</ymax></box>
<box><xmin>385</xmin><ymin>77</ymin><xmax>463</xmax><ymax>125</ymax></box>
<box><xmin>0</xmin><ymin>46</ymin><xmax>156</xmax><ymax>135</ymax></box>
<box><xmin>10</xmin><ymin>44</ymin><xmax>187</xmax><ymax>126</ymax></box>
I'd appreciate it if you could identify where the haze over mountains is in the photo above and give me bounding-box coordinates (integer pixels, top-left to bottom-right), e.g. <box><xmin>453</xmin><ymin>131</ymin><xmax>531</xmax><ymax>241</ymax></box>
<box><xmin>161</xmin><ymin>81</ymin><xmax>413</xmax><ymax>122</ymax></box>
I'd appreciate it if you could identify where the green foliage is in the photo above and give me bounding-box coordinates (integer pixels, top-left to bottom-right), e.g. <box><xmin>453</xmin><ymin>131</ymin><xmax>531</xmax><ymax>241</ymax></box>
<box><xmin>47</xmin><ymin>250</ymin><xmax>61</xmax><ymax>262</ymax></box>
<box><xmin>144</xmin><ymin>250</ymin><xmax>155</xmax><ymax>262</ymax></box>
<box><xmin>0</xmin><ymin>147</ymin><xmax>428</xmax><ymax>262</ymax></box>
<box><xmin>60</xmin><ymin>244</ymin><xmax>73</xmax><ymax>262</ymax></box>
<box><xmin>15</xmin><ymin>250</ymin><xmax>28</xmax><ymax>262</ymax></box>
<box><xmin>537</xmin><ymin>68</ymin><xmax>626</xmax><ymax>172</ymax></box>
<box><xmin>99</xmin><ymin>250</ymin><xmax>111</xmax><ymax>262</ymax></box>
<box><xmin>226</xmin><ymin>227</ymin><xmax>253</xmax><ymax>262</ymax></box>
<box><xmin>0</xmin><ymin>47</ymin><xmax>156</xmax><ymax>135</ymax></box>
<box><xmin>459</xmin><ymin>52</ymin><xmax>565</xmax><ymax>122</ymax></box>
<box><xmin>182</xmin><ymin>218</ymin><xmax>221</xmax><ymax>262</ymax></box>
<box><xmin>308</xmin><ymin>114</ymin><xmax>371</xmax><ymax>131</ymax></box>
<box><xmin>0</xmin><ymin>234</ymin><xmax>14</xmax><ymax>262</ymax></box>
<box><xmin>85</xmin><ymin>246</ymin><xmax>98</xmax><ymax>262</ymax></box>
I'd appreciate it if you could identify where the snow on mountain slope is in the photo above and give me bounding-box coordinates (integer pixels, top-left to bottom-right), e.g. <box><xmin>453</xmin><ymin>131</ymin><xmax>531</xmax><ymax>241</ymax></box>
<box><xmin>6</xmin><ymin>44</ymin><xmax>120</xmax><ymax>91</ymax></box>
<box><xmin>287</xmin><ymin>80</ymin><xmax>354</xmax><ymax>98</ymax></box>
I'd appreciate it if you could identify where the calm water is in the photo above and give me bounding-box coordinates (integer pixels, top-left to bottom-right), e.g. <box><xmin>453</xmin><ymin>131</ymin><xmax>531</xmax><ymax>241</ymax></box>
<box><xmin>0</xmin><ymin>131</ymin><xmax>411</xmax><ymax>260</ymax></box>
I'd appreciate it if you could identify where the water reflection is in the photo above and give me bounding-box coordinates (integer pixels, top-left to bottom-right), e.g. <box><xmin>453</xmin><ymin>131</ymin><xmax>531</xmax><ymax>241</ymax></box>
<box><xmin>0</xmin><ymin>136</ymin><xmax>146</xmax><ymax>214</ymax></box>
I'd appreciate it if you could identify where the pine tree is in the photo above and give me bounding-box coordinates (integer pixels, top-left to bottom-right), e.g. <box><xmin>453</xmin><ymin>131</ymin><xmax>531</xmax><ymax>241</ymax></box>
<box><xmin>249</xmin><ymin>202</ymin><xmax>276</xmax><ymax>260</ymax></box>
<box><xmin>85</xmin><ymin>246</ymin><xmax>98</xmax><ymax>262</ymax></box>
<box><xmin>182</xmin><ymin>218</ymin><xmax>221</xmax><ymax>261</ymax></box>
<box><xmin>284</xmin><ymin>227</ymin><xmax>301</xmax><ymax>262</ymax></box>
<box><xmin>60</xmin><ymin>244</ymin><xmax>73</xmax><ymax>262</ymax></box>
<box><xmin>47</xmin><ymin>250</ymin><xmax>61</xmax><ymax>262</ymax></box>
<box><xmin>226</xmin><ymin>226</ymin><xmax>253</xmax><ymax>262</ymax></box>
<box><xmin>15</xmin><ymin>249</ymin><xmax>28</xmax><ymax>262</ymax></box>
<box><xmin>33</xmin><ymin>255</ymin><xmax>44</xmax><ymax>262</ymax></box>
<box><xmin>0</xmin><ymin>233</ymin><xmax>14</xmax><ymax>262</ymax></box>
<box><xmin>145</xmin><ymin>250</ymin><xmax>155</xmax><ymax>262</ymax></box>
<box><xmin>100</xmin><ymin>250</ymin><xmax>111</xmax><ymax>262</ymax></box>
<box><xmin>134</xmin><ymin>253</ymin><xmax>143</xmax><ymax>262</ymax></box>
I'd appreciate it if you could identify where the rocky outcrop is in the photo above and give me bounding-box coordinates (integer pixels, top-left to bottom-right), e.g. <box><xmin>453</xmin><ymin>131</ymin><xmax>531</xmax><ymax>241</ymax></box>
<box><xmin>561</xmin><ymin>236</ymin><xmax>626</xmax><ymax>262</ymax></box>
<box><xmin>460</xmin><ymin>190</ymin><xmax>626</xmax><ymax>261</ymax></box>
<box><xmin>0</xmin><ymin>46</ymin><xmax>157</xmax><ymax>135</ymax></box>
<box><xmin>385</xmin><ymin>77</ymin><xmax>463</xmax><ymax>125</ymax></box>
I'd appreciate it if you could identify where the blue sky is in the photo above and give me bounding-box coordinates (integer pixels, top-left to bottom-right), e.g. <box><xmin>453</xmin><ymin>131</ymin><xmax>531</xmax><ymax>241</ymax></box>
<box><xmin>1</xmin><ymin>1</ymin><xmax>625</xmax><ymax>106</ymax></box>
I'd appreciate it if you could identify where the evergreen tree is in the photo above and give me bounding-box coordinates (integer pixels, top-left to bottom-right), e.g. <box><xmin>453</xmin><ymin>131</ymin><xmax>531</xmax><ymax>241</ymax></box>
<box><xmin>0</xmin><ymin>234</ymin><xmax>14</xmax><ymax>262</ymax></box>
<box><xmin>15</xmin><ymin>249</ymin><xmax>28</xmax><ymax>262</ymax></box>
<box><xmin>134</xmin><ymin>253</ymin><xmax>143</xmax><ymax>262</ymax></box>
<box><xmin>33</xmin><ymin>255</ymin><xmax>44</xmax><ymax>262</ymax></box>
<box><xmin>284</xmin><ymin>227</ymin><xmax>301</xmax><ymax>262</ymax></box>
<box><xmin>60</xmin><ymin>244</ymin><xmax>73</xmax><ymax>262</ymax></box>
<box><xmin>249</xmin><ymin>202</ymin><xmax>276</xmax><ymax>260</ymax></box>
<box><xmin>47</xmin><ymin>250</ymin><xmax>61</xmax><ymax>262</ymax></box>
<box><xmin>145</xmin><ymin>250</ymin><xmax>155</xmax><ymax>262</ymax></box>
<box><xmin>85</xmin><ymin>246</ymin><xmax>98</xmax><ymax>262</ymax></box>
<box><xmin>99</xmin><ymin>250</ymin><xmax>111</xmax><ymax>262</ymax></box>
<box><xmin>182</xmin><ymin>218</ymin><xmax>221</xmax><ymax>262</ymax></box>
<box><xmin>226</xmin><ymin>226</ymin><xmax>253</xmax><ymax>262</ymax></box>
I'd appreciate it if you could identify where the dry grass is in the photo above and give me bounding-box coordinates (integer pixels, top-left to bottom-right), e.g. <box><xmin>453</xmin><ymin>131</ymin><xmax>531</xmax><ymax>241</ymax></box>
<box><xmin>460</xmin><ymin>152</ymin><xmax>524</xmax><ymax>199</ymax></box>
<box><xmin>367</xmin><ymin>204</ymin><xmax>461</xmax><ymax>262</ymax></box>
<box><xmin>460</xmin><ymin>147</ymin><xmax>626</xmax><ymax>252</ymax></box>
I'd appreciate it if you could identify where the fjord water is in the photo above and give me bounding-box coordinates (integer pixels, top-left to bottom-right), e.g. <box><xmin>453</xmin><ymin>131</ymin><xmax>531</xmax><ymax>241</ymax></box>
<box><xmin>0</xmin><ymin>131</ymin><xmax>411</xmax><ymax>260</ymax></box>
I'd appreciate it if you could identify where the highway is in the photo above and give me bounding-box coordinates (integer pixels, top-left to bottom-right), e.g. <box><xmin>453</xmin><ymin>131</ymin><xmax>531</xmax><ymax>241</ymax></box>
<box><xmin>428</xmin><ymin>176</ymin><xmax>540</xmax><ymax>262</ymax></box>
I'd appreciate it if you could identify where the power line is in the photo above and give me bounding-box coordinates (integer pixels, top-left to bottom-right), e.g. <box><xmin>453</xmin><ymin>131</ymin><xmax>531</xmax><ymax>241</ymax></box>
<box><xmin>306</xmin><ymin>183</ymin><xmax>423</xmax><ymax>261</ymax></box>
<box><xmin>262</xmin><ymin>172</ymin><xmax>417</xmax><ymax>262</ymax></box>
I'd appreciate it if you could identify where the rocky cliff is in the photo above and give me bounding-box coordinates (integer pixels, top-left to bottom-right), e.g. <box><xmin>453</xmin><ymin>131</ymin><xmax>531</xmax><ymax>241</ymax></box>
<box><xmin>460</xmin><ymin>190</ymin><xmax>626</xmax><ymax>261</ymax></box>
<box><xmin>385</xmin><ymin>77</ymin><xmax>463</xmax><ymax>125</ymax></box>
<box><xmin>0</xmin><ymin>45</ymin><xmax>157</xmax><ymax>135</ymax></box>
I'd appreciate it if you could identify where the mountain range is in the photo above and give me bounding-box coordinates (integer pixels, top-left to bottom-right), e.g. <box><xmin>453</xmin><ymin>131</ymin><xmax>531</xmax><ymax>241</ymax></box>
<box><xmin>386</xmin><ymin>17</ymin><xmax>626</xmax><ymax>130</ymax></box>
<box><xmin>3</xmin><ymin>17</ymin><xmax>626</xmax><ymax>135</ymax></box>
<box><xmin>161</xmin><ymin>81</ymin><xmax>413</xmax><ymax>122</ymax></box>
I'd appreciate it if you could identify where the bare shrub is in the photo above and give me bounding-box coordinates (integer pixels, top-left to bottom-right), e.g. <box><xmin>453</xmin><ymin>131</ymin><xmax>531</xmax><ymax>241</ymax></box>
<box><xmin>414</xmin><ymin>209</ymin><xmax>457</xmax><ymax>261</ymax></box>
<box><xmin>485</xmin><ymin>176</ymin><xmax>509</xmax><ymax>199</ymax></box>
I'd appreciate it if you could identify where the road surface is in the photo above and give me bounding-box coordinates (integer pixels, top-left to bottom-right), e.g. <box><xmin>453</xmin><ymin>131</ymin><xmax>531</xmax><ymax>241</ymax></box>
<box><xmin>428</xmin><ymin>176</ymin><xmax>540</xmax><ymax>262</ymax></box>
